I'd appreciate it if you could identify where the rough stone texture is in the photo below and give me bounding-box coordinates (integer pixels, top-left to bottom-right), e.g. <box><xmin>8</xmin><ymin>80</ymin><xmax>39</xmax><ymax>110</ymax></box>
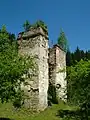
<box><xmin>49</xmin><ymin>44</ymin><xmax>67</xmax><ymax>101</ymax></box>
<box><xmin>18</xmin><ymin>28</ymin><xmax>48</xmax><ymax>111</ymax></box>
<box><xmin>17</xmin><ymin>27</ymin><xmax>67</xmax><ymax>111</ymax></box>
<box><xmin>48</xmin><ymin>48</ymin><xmax>56</xmax><ymax>85</ymax></box>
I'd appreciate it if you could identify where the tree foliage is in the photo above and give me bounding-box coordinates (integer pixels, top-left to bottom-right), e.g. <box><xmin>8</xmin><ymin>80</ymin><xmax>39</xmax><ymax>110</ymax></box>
<box><xmin>67</xmin><ymin>60</ymin><xmax>90</xmax><ymax>106</ymax></box>
<box><xmin>33</xmin><ymin>20</ymin><xmax>48</xmax><ymax>33</ymax></box>
<box><xmin>66</xmin><ymin>47</ymin><xmax>90</xmax><ymax>66</ymax></box>
<box><xmin>23</xmin><ymin>20</ymin><xmax>48</xmax><ymax>33</ymax></box>
<box><xmin>57</xmin><ymin>29</ymin><xmax>68</xmax><ymax>52</ymax></box>
<box><xmin>0</xmin><ymin>25</ymin><xmax>36</xmax><ymax>107</ymax></box>
<box><xmin>23</xmin><ymin>20</ymin><xmax>31</xmax><ymax>31</ymax></box>
<box><xmin>66</xmin><ymin>49</ymin><xmax>72</xmax><ymax>66</ymax></box>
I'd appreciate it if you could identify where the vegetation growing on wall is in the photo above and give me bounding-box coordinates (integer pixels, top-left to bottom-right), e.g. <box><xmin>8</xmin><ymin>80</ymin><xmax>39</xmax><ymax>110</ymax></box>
<box><xmin>48</xmin><ymin>83</ymin><xmax>58</xmax><ymax>105</ymax></box>
<box><xmin>23</xmin><ymin>20</ymin><xmax>31</xmax><ymax>32</ymax></box>
<box><xmin>23</xmin><ymin>20</ymin><xmax>48</xmax><ymax>34</ymax></box>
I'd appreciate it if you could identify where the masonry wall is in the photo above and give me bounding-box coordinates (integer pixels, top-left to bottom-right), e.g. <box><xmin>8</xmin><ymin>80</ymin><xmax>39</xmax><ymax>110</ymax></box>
<box><xmin>38</xmin><ymin>35</ymin><xmax>48</xmax><ymax>110</ymax></box>
<box><xmin>55</xmin><ymin>46</ymin><xmax>67</xmax><ymax>101</ymax></box>
<box><xmin>17</xmin><ymin>27</ymin><xmax>67</xmax><ymax>110</ymax></box>
<box><xmin>49</xmin><ymin>48</ymin><xmax>56</xmax><ymax>85</ymax></box>
<box><xmin>18</xmin><ymin>28</ymin><xmax>48</xmax><ymax>111</ymax></box>
<box><xmin>49</xmin><ymin>45</ymin><xmax>67</xmax><ymax>101</ymax></box>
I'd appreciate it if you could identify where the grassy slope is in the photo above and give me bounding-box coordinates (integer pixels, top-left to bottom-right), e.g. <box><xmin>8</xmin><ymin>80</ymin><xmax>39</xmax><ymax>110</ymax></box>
<box><xmin>0</xmin><ymin>101</ymin><xmax>76</xmax><ymax>120</ymax></box>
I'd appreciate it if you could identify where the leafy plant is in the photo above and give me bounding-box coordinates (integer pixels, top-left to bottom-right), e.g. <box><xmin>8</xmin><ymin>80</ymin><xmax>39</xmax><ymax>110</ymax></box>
<box><xmin>0</xmin><ymin>25</ymin><xmax>36</xmax><ymax>107</ymax></box>
<box><xmin>67</xmin><ymin>60</ymin><xmax>90</xmax><ymax>106</ymax></box>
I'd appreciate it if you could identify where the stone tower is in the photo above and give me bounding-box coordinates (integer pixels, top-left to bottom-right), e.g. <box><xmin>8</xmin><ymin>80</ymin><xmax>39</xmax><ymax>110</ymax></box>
<box><xmin>49</xmin><ymin>44</ymin><xmax>66</xmax><ymax>101</ymax></box>
<box><xmin>18</xmin><ymin>27</ymin><xmax>48</xmax><ymax>111</ymax></box>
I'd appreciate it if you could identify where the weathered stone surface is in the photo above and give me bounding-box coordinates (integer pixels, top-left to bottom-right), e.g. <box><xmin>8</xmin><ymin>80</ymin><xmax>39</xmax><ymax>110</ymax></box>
<box><xmin>20</xmin><ymin>27</ymin><xmax>48</xmax><ymax>39</ymax></box>
<box><xmin>17</xmin><ymin>27</ymin><xmax>66</xmax><ymax>111</ymax></box>
<box><xmin>18</xmin><ymin>28</ymin><xmax>48</xmax><ymax>111</ymax></box>
<box><xmin>49</xmin><ymin>44</ymin><xmax>67</xmax><ymax>101</ymax></box>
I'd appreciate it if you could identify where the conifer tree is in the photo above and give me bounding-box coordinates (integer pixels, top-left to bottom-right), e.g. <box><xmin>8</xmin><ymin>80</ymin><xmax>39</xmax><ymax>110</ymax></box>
<box><xmin>57</xmin><ymin>29</ymin><xmax>68</xmax><ymax>52</ymax></box>
<box><xmin>23</xmin><ymin>20</ymin><xmax>31</xmax><ymax>31</ymax></box>
<box><xmin>74</xmin><ymin>46</ymin><xmax>81</xmax><ymax>62</ymax></box>
<box><xmin>66</xmin><ymin>49</ymin><xmax>72</xmax><ymax>66</ymax></box>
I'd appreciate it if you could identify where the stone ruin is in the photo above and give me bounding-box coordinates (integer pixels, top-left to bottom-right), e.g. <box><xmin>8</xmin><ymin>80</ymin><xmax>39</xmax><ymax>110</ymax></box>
<box><xmin>49</xmin><ymin>45</ymin><xmax>66</xmax><ymax>101</ymax></box>
<box><xmin>17</xmin><ymin>27</ymin><xmax>66</xmax><ymax>111</ymax></box>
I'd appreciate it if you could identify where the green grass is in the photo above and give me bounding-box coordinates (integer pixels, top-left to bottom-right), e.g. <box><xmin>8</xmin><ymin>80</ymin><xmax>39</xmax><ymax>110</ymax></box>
<box><xmin>0</xmin><ymin>101</ymin><xmax>77</xmax><ymax>120</ymax></box>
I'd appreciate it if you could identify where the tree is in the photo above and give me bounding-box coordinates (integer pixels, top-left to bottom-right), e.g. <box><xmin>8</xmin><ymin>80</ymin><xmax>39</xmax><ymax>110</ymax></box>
<box><xmin>0</xmin><ymin>25</ymin><xmax>10</xmax><ymax>52</ymax></box>
<box><xmin>9</xmin><ymin>33</ymin><xmax>16</xmax><ymax>44</ymax></box>
<box><xmin>0</xmin><ymin>25</ymin><xmax>7</xmax><ymax>33</ymax></box>
<box><xmin>80</xmin><ymin>50</ymin><xmax>85</xmax><ymax>60</ymax></box>
<box><xmin>23</xmin><ymin>20</ymin><xmax>31</xmax><ymax>31</ymax></box>
<box><xmin>35</xmin><ymin>20</ymin><xmax>48</xmax><ymax>33</ymax></box>
<box><xmin>85</xmin><ymin>50</ymin><xmax>90</xmax><ymax>60</ymax></box>
<box><xmin>57</xmin><ymin>29</ymin><xmax>68</xmax><ymax>52</ymax></box>
<box><xmin>66</xmin><ymin>49</ymin><xmax>72</xmax><ymax>66</ymax></box>
<box><xmin>87</xmin><ymin>50</ymin><xmax>90</xmax><ymax>60</ymax></box>
<box><xmin>67</xmin><ymin>60</ymin><xmax>90</xmax><ymax>106</ymax></box>
<box><xmin>0</xmin><ymin>26</ymin><xmax>36</xmax><ymax>107</ymax></box>
<box><xmin>74</xmin><ymin>46</ymin><xmax>81</xmax><ymax>62</ymax></box>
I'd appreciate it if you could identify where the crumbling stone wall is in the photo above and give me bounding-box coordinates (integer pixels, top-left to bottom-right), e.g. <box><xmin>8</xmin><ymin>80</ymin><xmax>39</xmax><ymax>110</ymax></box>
<box><xmin>48</xmin><ymin>48</ymin><xmax>56</xmax><ymax>85</ymax></box>
<box><xmin>18</xmin><ymin>27</ymin><xmax>48</xmax><ymax>111</ymax></box>
<box><xmin>49</xmin><ymin>45</ymin><xmax>67</xmax><ymax>101</ymax></box>
<box><xmin>17</xmin><ymin>27</ymin><xmax>67</xmax><ymax>111</ymax></box>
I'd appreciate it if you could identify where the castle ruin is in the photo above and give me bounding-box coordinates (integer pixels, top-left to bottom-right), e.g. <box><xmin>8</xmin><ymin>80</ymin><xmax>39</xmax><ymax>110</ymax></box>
<box><xmin>49</xmin><ymin>45</ymin><xmax>66</xmax><ymax>101</ymax></box>
<box><xmin>17</xmin><ymin>27</ymin><xmax>66</xmax><ymax>111</ymax></box>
